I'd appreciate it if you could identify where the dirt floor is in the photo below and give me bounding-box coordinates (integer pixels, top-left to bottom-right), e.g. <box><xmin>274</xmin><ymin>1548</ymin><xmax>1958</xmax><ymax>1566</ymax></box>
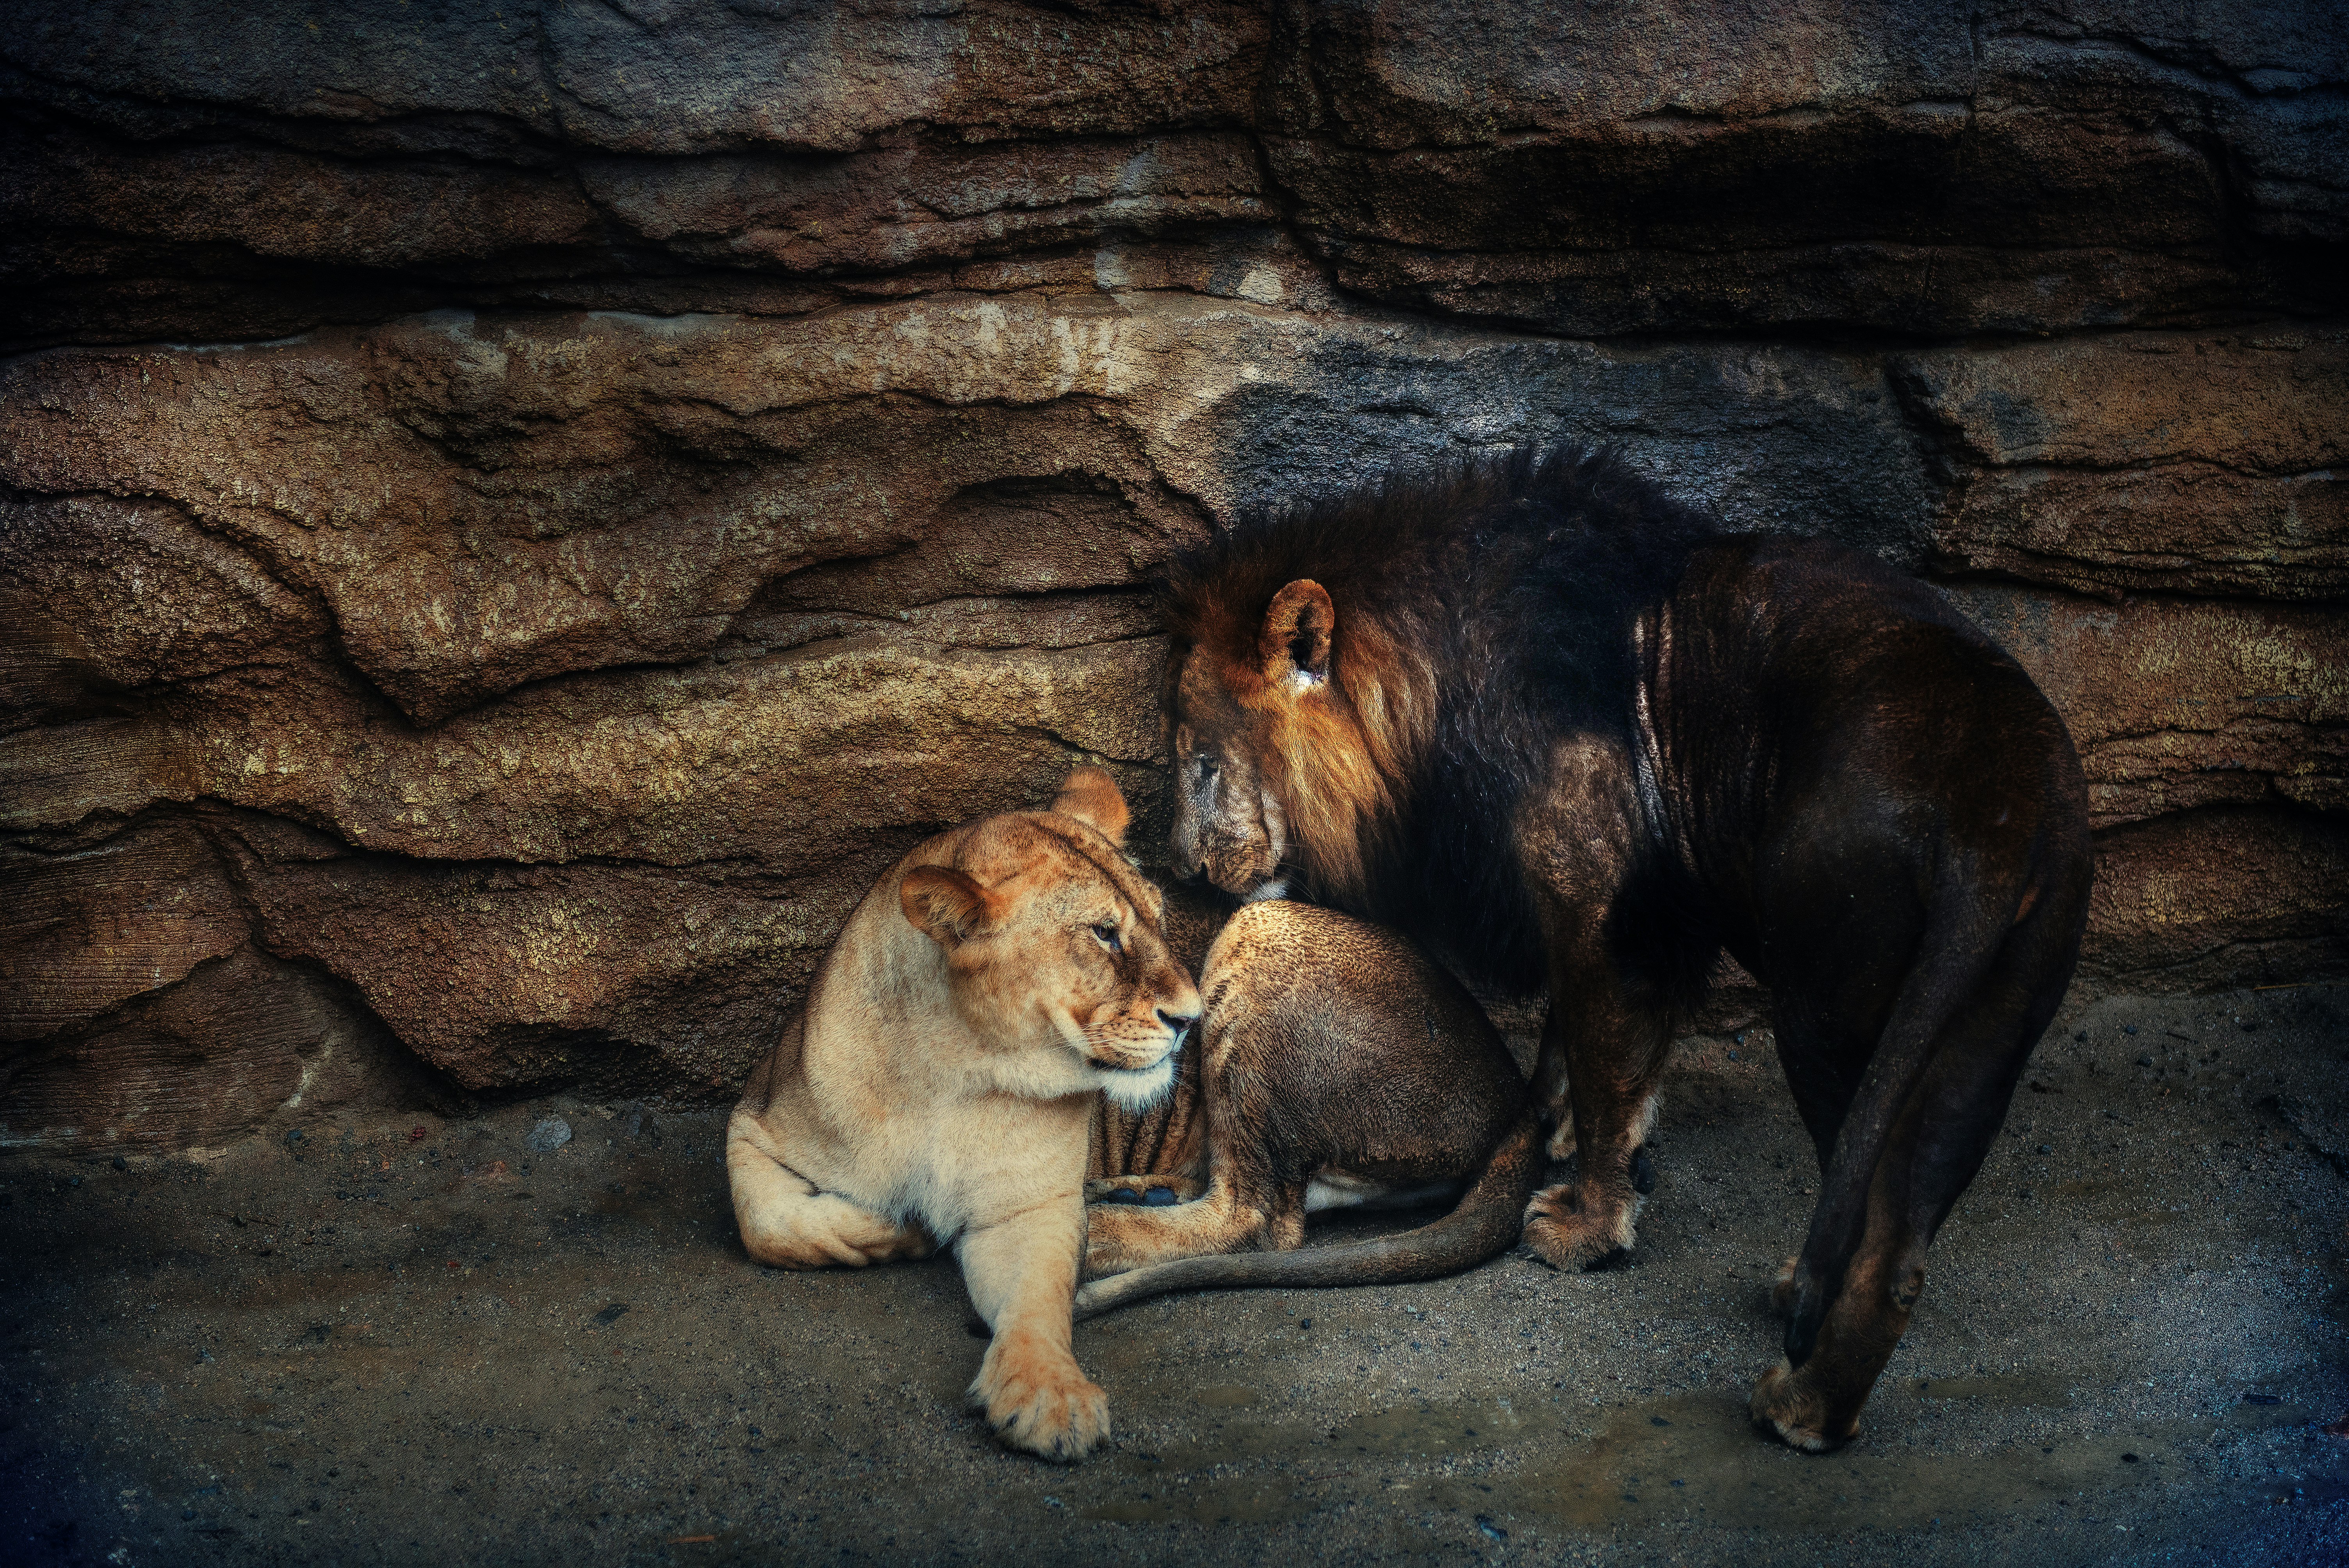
<box><xmin>4</xmin><ymin>983</ymin><xmax>2345</xmax><ymax>1568</ymax></box>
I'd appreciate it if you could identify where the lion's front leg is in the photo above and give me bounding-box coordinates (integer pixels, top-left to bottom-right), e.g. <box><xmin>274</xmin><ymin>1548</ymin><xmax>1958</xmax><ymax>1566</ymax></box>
<box><xmin>1520</xmin><ymin>957</ymin><xmax>1674</xmax><ymax>1272</ymax></box>
<box><xmin>1515</xmin><ymin>736</ymin><xmax>1679</xmax><ymax>1271</ymax></box>
<box><xmin>958</xmin><ymin>1194</ymin><xmax>1108</xmax><ymax>1463</ymax></box>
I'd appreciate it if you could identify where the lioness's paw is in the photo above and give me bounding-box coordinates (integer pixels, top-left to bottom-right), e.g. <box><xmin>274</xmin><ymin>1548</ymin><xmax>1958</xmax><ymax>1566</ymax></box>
<box><xmin>1749</xmin><ymin>1360</ymin><xmax>1857</xmax><ymax>1454</ymax></box>
<box><xmin>1519</xmin><ymin>1183</ymin><xmax>1633</xmax><ymax>1271</ymax></box>
<box><xmin>969</xmin><ymin>1339</ymin><xmax>1110</xmax><ymax>1462</ymax></box>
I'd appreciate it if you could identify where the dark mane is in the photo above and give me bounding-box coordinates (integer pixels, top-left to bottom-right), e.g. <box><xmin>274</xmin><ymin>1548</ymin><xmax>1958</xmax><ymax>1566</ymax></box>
<box><xmin>1160</xmin><ymin>445</ymin><xmax>1722</xmax><ymax>994</ymax></box>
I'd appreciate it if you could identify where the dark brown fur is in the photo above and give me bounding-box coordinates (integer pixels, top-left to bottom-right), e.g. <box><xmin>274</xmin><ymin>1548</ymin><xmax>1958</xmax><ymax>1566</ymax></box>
<box><xmin>1159</xmin><ymin>447</ymin><xmax>2094</xmax><ymax>1451</ymax></box>
<box><xmin>1073</xmin><ymin>900</ymin><xmax>1540</xmax><ymax>1320</ymax></box>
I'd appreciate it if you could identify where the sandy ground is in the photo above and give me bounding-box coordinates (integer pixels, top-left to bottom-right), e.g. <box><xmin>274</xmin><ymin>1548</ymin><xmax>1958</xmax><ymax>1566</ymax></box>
<box><xmin>4</xmin><ymin>983</ymin><xmax>2345</xmax><ymax>1568</ymax></box>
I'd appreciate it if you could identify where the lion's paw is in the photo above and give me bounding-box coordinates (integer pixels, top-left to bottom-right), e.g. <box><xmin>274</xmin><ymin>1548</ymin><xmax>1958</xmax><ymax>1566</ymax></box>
<box><xmin>1085</xmin><ymin>1174</ymin><xmax>1204</xmax><ymax>1206</ymax></box>
<box><xmin>1081</xmin><ymin>1208</ymin><xmax>1150</xmax><ymax>1279</ymax></box>
<box><xmin>1749</xmin><ymin>1360</ymin><xmax>1856</xmax><ymax>1454</ymax></box>
<box><xmin>1770</xmin><ymin>1254</ymin><xmax>1801</xmax><ymax>1319</ymax></box>
<box><xmin>1518</xmin><ymin>1182</ymin><xmax>1633</xmax><ymax>1271</ymax></box>
<box><xmin>1082</xmin><ymin>1240</ymin><xmax>1135</xmax><ymax>1280</ymax></box>
<box><xmin>969</xmin><ymin>1338</ymin><xmax>1109</xmax><ymax>1462</ymax></box>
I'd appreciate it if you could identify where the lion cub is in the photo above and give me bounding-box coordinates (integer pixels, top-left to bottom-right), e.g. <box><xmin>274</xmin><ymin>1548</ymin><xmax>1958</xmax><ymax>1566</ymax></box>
<box><xmin>726</xmin><ymin>768</ymin><xmax>1198</xmax><ymax>1461</ymax></box>
<box><xmin>1075</xmin><ymin>899</ymin><xmax>1538</xmax><ymax>1319</ymax></box>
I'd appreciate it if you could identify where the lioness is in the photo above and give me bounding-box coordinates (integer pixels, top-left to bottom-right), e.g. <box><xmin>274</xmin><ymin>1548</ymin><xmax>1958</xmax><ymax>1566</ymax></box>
<box><xmin>727</xmin><ymin>767</ymin><xmax>1199</xmax><ymax>1461</ymax></box>
<box><xmin>1160</xmin><ymin>445</ymin><xmax>2094</xmax><ymax>1451</ymax></box>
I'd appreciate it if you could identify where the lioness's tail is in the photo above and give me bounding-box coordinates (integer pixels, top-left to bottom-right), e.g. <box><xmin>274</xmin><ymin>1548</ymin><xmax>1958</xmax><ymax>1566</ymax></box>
<box><xmin>1070</xmin><ymin>1110</ymin><xmax>1543</xmax><ymax>1322</ymax></box>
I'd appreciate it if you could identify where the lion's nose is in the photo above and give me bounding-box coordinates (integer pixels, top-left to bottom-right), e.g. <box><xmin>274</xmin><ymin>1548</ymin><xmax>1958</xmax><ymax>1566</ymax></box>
<box><xmin>1156</xmin><ymin>1009</ymin><xmax>1198</xmax><ymax>1042</ymax></box>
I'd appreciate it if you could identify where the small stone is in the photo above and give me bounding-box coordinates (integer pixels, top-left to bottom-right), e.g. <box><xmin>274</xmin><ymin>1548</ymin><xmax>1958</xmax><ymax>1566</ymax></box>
<box><xmin>2123</xmin><ymin>1025</ymin><xmax>2138</xmax><ymax>1035</ymax></box>
<box><xmin>2075</xmin><ymin>1030</ymin><xmax>2089</xmax><ymax>1042</ymax></box>
<box><xmin>2037</xmin><ymin>1144</ymin><xmax>2053</xmax><ymax>1155</ymax></box>
<box><xmin>593</xmin><ymin>1303</ymin><xmax>628</xmax><ymax>1326</ymax></box>
<box><xmin>112</xmin><ymin>1156</ymin><xmax>127</xmax><ymax>1171</ymax></box>
<box><xmin>2136</xmin><ymin>1055</ymin><xmax>2154</xmax><ymax>1067</ymax></box>
<box><xmin>2121</xmin><ymin>1452</ymin><xmax>2139</xmax><ymax>1463</ymax></box>
<box><xmin>526</xmin><ymin>1117</ymin><xmax>573</xmax><ymax>1153</ymax></box>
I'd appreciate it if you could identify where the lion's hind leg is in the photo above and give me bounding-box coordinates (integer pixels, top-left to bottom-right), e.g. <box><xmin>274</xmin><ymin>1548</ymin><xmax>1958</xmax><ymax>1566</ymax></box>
<box><xmin>1084</xmin><ymin>1174</ymin><xmax>1289</xmax><ymax>1277</ymax></box>
<box><xmin>727</xmin><ymin>1111</ymin><xmax>933</xmax><ymax>1269</ymax></box>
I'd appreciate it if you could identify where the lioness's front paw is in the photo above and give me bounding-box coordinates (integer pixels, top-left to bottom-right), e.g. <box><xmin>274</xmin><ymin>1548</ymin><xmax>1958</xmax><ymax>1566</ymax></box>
<box><xmin>1749</xmin><ymin>1358</ymin><xmax>1857</xmax><ymax>1453</ymax></box>
<box><xmin>969</xmin><ymin>1337</ymin><xmax>1109</xmax><ymax>1462</ymax></box>
<box><xmin>1519</xmin><ymin>1182</ymin><xmax>1634</xmax><ymax>1270</ymax></box>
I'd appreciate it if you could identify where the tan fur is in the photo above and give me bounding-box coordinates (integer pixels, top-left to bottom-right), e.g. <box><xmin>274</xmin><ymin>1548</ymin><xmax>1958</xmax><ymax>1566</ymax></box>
<box><xmin>725</xmin><ymin>768</ymin><xmax>1198</xmax><ymax>1462</ymax></box>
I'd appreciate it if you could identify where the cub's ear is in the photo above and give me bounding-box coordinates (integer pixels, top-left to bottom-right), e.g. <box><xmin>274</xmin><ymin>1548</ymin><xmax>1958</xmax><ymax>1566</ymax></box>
<box><xmin>1051</xmin><ymin>766</ymin><xmax>1130</xmax><ymax>846</ymax></box>
<box><xmin>1259</xmin><ymin>579</ymin><xmax>1334</xmax><ymax>690</ymax></box>
<box><xmin>900</xmin><ymin>866</ymin><xmax>997</xmax><ymax>948</ymax></box>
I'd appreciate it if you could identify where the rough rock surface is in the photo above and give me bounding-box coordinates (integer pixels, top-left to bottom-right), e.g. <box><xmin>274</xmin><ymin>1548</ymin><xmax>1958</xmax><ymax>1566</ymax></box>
<box><xmin>3</xmin><ymin>0</ymin><xmax>2344</xmax><ymax>1149</ymax></box>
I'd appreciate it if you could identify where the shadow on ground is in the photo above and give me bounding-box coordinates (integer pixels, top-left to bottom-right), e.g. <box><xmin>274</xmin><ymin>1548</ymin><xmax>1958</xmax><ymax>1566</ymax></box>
<box><xmin>4</xmin><ymin>986</ymin><xmax>2345</xmax><ymax>1566</ymax></box>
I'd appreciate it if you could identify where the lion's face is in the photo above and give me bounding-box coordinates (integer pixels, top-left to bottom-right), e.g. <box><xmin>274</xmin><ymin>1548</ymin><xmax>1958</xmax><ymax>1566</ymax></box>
<box><xmin>902</xmin><ymin>770</ymin><xmax>1201</xmax><ymax>1111</ymax></box>
<box><xmin>1167</xmin><ymin>652</ymin><xmax>1294</xmax><ymax>901</ymax></box>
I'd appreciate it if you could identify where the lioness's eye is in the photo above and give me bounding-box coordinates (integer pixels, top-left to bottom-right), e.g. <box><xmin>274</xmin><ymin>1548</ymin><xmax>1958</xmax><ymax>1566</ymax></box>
<box><xmin>1091</xmin><ymin>922</ymin><xmax>1122</xmax><ymax>954</ymax></box>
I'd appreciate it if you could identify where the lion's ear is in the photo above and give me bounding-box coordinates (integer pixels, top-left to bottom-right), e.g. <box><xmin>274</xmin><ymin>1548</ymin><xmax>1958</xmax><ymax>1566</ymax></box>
<box><xmin>1259</xmin><ymin>579</ymin><xmax>1334</xmax><ymax>690</ymax></box>
<box><xmin>900</xmin><ymin>866</ymin><xmax>998</xmax><ymax>948</ymax></box>
<box><xmin>1051</xmin><ymin>766</ymin><xmax>1129</xmax><ymax>846</ymax></box>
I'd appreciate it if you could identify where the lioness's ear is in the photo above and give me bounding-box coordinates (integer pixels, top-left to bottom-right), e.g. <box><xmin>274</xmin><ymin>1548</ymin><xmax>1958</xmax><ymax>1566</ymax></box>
<box><xmin>1260</xmin><ymin>579</ymin><xmax>1334</xmax><ymax>690</ymax></box>
<box><xmin>1051</xmin><ymin>766</ymin><xmax>1129</xmax><ymax>846</ymax></box>
<box><xmin>900</xmin><ymin>866</ymin><xmax>996</xmax><ymax>948</ymax></box>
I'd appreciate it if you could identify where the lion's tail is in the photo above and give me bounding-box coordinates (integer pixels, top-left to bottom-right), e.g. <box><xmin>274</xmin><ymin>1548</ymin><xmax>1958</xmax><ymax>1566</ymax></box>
<box><xmin>1778</xmin><ymin>873</ymin><xmax>2019</xmax><ymax>1366</ymax></box>
<box><xmin>1069</xmin><ymin>1108</ymin><xmax>1543</xmax><ymax>1323</ymax></box>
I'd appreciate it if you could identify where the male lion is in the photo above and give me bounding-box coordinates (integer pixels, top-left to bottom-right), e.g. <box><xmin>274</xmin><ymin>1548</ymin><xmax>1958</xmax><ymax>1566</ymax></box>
<box><xmin>1159</xmin><ymin>446</ymin><xmax>2094</xmax><ymax>1452</ymax></box>
<box><xmin>727</xmin><ymin>767</ymin><xmax>1199</xmax><ymax>1461</ymax></box>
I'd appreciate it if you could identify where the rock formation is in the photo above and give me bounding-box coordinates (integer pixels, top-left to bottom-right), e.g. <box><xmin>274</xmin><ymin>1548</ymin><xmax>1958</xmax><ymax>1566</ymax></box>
<box><xmin>4</xmin><ymin>0</ymin><xmax>2343</xmax><ymax>1149</ymax></box>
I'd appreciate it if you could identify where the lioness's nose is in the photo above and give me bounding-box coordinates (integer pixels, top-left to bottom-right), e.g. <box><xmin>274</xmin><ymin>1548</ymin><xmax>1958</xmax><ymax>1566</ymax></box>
<box><xmin>1157</xmin><ymin>1009</ymin><xmax>1198</xmax><ymax>1041</ymax></box>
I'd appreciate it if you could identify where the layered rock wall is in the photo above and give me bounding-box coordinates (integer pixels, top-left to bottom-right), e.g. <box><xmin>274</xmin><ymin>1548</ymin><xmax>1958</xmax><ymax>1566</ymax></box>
<box><xmin>4</xmin><ymin>0</ymin><xmax>2344</xmax><ymax>1149</ymax></box>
